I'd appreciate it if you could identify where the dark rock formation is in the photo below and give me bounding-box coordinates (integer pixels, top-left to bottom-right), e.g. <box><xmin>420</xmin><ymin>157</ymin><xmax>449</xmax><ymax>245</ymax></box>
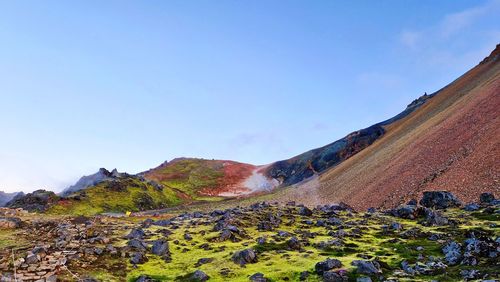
<box><xmin>6</xmin><ymin>190</ymin><xmax>59</xmax><ymax>212</ymax></box>
<box><xmin>419</xmin><ymin>191</ymin><xmax>461</xmax><ymax>209</ymax></box>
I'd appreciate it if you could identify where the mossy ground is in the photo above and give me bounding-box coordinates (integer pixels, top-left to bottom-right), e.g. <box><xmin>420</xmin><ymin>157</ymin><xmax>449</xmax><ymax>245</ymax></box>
<box><xmin>2</xmin><ymin>204</ymin><xmax>498</xmax><ymax>281</ymax></box>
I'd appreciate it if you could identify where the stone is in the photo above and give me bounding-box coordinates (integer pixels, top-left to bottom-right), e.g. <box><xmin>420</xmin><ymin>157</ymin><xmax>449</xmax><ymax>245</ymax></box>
<box><xmin>130</xmin><ymin>252</ymin><xmax>148</xmax><ymax>265</ymax></box>
<box><xmin>464</xmin><ymin>203</ymin><xmax>480</xmax><ymax>211</ymax></box>
<box><xmin>322</xmin><ymin>271</ymin><xmax>346</xmax><ymax>282</ymax></box>
<box><xmin>419</xmin><ymin>191</ymin><xmax>461</xmax><ymax>209</ymax></box>
<box><xmin>135</xmin><ymin>275</ymin><xmax>156</xmax><ymax>282</ymax></box>
<box><xmin>351</xmin><ymin>260</ymin><xmax>381</xmax><ymax>275</ymax></box>
<box><xmin>249</xmin><ymin>272</ymin><xmax>268</xmax><ymax>282</ymax></box>
<box><xmin>151</xmin><ymin>239</ymin><xmax>169</xmax><ymax>256</ymax></box>
<box><xmin>298</xmin><ymin>206</ymin><xmax>313</xmax><ymax>216</ymax></box>
<box><xmin>442</xmin><ymin>241</ymin><xmax>462</xmax><ymax>265</ymax></box>
<box><xmin>195</xmin><ymin>258</ymin><xmax>214</xmax><ymax>267</ymax></box>
<box><xmin>189</xmin><ymin>270</ymin><xmax>209</xmax><ymax>281</ymax></box>
<box><xmin>287</xmin><ymin>237</ymin><xmax>302</xmax><ymax>250</ymax></box>
<box><xmin>357</xmin><ymin>277</ymin><xmax>372</xmax><ymax>282</ymax></box>
<box><xmin>389</xmin><ymin>205</ymin><xmax>417</xmax><ymax>219</ymax></box>
<box><xmin>315</xmin><ymin>258</ymin><xmax>342</xmax><ymax>275</ymax></box>
<box><xmin>299</xmin><ymin>271</ymin><xmax>309</xmax><ymax>281</ymax></box>
<box><xmin>126</xmin><ymin>228</ymin><xmax>145</xmax><ymax>239</ymax></box>
<box><xmin>232</xmin><ymin>249</ymin><xmax>257</xmax><ymax>265</ymax></box>
<box><xmin>128</xmin><ymin>239</ymin><xmax>147</xmax><ymax>251</ymax></box>
<box><xmin>480</xmin><ymin>193</ymin><xmax>495</xmax><ymax>204</ymax></box>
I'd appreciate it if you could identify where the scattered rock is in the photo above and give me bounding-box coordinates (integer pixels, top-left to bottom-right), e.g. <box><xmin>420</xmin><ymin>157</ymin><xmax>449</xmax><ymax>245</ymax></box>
<box><xmin>249</xmin><ymin>272</ymin><xmax>268</xmax><ymax>282</ymax></box>
<box><xmin>351</xmin><ymin>260</ymin><xmax>381</xmax><ymax>275</ymax></box>
<box><xmin>419</xmin><ymin>191</ymin><xmax>461</xmax><ymax>209</ymax></box>
<box><xmin>315</xmin><ymin>258</ymin><xmax>342</xmax><ymax>275</ymax></box>
<box><xmin>189</xmin><ymin>270</ymin><xmax>209</xmax><ymax>282</ymax></box>
<box><xmin>232</xmin><ymin>249</ymin><xmax>257</xmax><ymax>265</ymax></box>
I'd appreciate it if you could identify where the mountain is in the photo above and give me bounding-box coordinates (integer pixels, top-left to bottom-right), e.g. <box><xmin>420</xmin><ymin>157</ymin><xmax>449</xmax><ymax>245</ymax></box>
<box><xmin>12</xmin><ymin>45</ymin><xmax>499</xmax><ymax>215</ymax></box>
<box><xmin>0</xmin><ymin>191</ymin><xmax>23</xmax><ymax>207</ymax></box>
<box><xmin>264</xmin><ymin>93</ymin><xmax>434</xmax><ymax>186</ymax></box>
<box><xmin>60</xmin><ymin>168</ymin><xmax>123</xmax><ymax>196</ymax></box>
<box><xmin>43</xmin><ymin>158</ymin><xmax>277</xmax><ymax>215</ymax></box>
<box><xmin>272</xmin><ymin>44</ymin><xmax>500</xmax><ymax>210</ymax></box>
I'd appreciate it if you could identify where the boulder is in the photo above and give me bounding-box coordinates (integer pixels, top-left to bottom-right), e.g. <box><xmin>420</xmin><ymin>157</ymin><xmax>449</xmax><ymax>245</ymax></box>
<box><xmin>351</xmin><ymin>260</ymin><xmax>381</xmax><ymax>275</ymax></box>
<box><xmin>151</xmin><ymin>239</ymin><xmax>169</xmax><ymax>257</ymax></box>
<box><xmin>126</xmin><ymin>228</ymin><xmax>145</xmax><ymax>239</ymax></box>
<box><xmin>480</xmin><ymin>193</ymin><xmax>495</xmax><ymax>204</ymax></box>
<box><xmin>287</xmin><ymin>237</ymin><xmax>302</xmax><ymax>250</ymax></box>
<box><xmin>322</xmin><ymin>271</ymin><xmax>347</xmax><ymax>282</ymax></box>
<box><xmin>419</xmin><ymin>191</ymin><xmax>461</xmax><ymax>209</ymax></box>
<box><xmin>130</xmin><ymin>252</ymin><xmax>148</xmax><ymax>265</ymax></box>
<box><xmin>464</xmin><ymin>203</ymin><xmax>480</xmax><ymax>211</ymax></box>
<box><xmin>189</xmin><ymin>270</ymin><xmax>209</xmax><ymax>282</ymax></box>
<box><xmin>298</xmin><ymin>206</ymin><xmax>313</xmax><ymax>216</ymax></box>
<box><xmin>442</xmin><ymin>241</ymin><xmax>462</xmax><ymax>265</ymax></box>
<box><xmin>232</xmin><ymin>249</ymin><xmax>257</xmax><ymax>265</ymax></box>
<box><xmin>315</xmin><ymin>258</ymin><xmax>342</xmax><ymax>275</ymax></box>
<box><xmin>128</xmin><ymin>239</ymin><xmax>147</xmax><ymax>251</ymax></box>
<box><xmin>388</xmin><ymin>205</ymin><xmax>417</xmax><ymax>219</ymax></box>
<box><xmin>249</xmin><ymin>272</ymin><xmax>268</xmax><ymax>282</ymax></box>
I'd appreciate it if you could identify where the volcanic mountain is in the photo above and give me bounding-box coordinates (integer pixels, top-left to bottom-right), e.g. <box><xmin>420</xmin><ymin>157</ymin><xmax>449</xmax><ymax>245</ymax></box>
<box><xmin>11</xmin><ymin>45</ymin><xmax>499</xmax><ymax>215</ymax></box>
<box><xmin>271</xmin><ymin>44</ymin><xmax>500</xmax><ymax>210</ymax></box>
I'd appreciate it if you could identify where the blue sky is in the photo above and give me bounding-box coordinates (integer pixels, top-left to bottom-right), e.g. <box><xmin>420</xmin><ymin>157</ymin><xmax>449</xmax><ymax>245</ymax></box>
<box><xmin>0</xmin><ymin>0</ymin><xmax>499</xmax><ymax>193</ymax></box>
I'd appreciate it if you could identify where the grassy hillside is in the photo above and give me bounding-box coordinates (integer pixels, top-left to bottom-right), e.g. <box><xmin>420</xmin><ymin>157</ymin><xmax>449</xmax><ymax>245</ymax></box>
<box><xmin>46</xmin><ymin>158</ymin><xmax>255</xmax><ymax>215</ymax></box>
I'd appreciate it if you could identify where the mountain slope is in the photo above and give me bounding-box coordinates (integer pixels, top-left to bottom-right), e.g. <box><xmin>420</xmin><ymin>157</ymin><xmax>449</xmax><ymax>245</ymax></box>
<box><xmin>272</xmin><ymin>44</ymin><xmax>500</xmax><ymax>210</ymax></box>
<box><xmin>0</xmin><ymin>191</ymin><xmax>23</xmax><ymax>207</ymax></box>
<box><xmin>264</xmin><ymin>93</ymin><xmax>434</xmax><ymax>186</ymax></box>
<box><xmin>60</xmin><ymin>168</ymin><xmax>123</xmax><ymax>196</ymax></box>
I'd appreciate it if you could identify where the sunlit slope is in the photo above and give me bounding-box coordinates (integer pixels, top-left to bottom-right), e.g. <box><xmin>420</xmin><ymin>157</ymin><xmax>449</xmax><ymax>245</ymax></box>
<box><xmin>275</xmin><ymin>45</ymin><xmax>500</xmax><ymax>210</ymax></box>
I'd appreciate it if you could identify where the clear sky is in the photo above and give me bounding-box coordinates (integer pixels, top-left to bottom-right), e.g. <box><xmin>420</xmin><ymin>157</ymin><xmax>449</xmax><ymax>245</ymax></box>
<box><xmin>0</xmin><ymin>0</ymin><xmax>499</xmax><ymax>193</ymax></box>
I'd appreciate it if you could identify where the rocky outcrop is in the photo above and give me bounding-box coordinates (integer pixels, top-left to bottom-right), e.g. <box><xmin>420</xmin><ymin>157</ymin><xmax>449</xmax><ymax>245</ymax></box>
<box><xmin>266</xmin><ymin>124</ymin><xmax>385</xmax><ymax>186</ymax></box>
<box><xmin>6</xmin><ymin>190</ymin><xmax>59</xmax><ymax>212</ymax></box>
<box><xmin>61</xmin><ymin>168</ymin><xmax>122</xmax><ymax>196</ymax></box>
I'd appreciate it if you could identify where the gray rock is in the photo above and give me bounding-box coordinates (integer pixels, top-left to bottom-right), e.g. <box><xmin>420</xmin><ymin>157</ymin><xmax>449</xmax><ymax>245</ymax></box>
<box><xmin>287</xmin><ymin>236</ymin><xmax>302</xmax><ymax>250</ymax></box>
<box><xmin>322</xmin><ymin>271</ymin><xmax>346</xmax><ymax>282</ymax></box>
<box><xmin>351</xmin><ymin>260</ymin><xmax>381</xmax><ymax>275</ymax></box>
<box><xmin>299</xmin><ymin>206</ymin><xmax>313</xmax><ymax>216</ymax></box>
<box><xmin>189</xmin><ymin>270</ymin><xmax>209</xmax><ymax>281</ymax></box>
<box><xmin>480</xmin><ymin>193</ymin><xmax>495</xmax><ymax>204</ymax></box>
<box><xmin>130</xmin><ymin>252</ymin><xmax>148</xmax><ymax>265</ymax></box>
<box><xmin>249</xmin><ymin>272</ymin><xmax>268</xmax><ymax>282</ymax></box>
<box><xmin>126</xmin><ymin>228</ymin><xmax>145</xmax><ymax>239</ymax></box>
<box><xmin>464</xmin><ymin>203</ymin><xmax>480</xmax><ymax>211</ymax></box>
<box><xmin>232</xmin><ymin>249</ymin><xmax>257</xmax><ymax>265</ymax></box>
<box><xmin>442</xmin><ymin>241</ymin><xmax>462</xmax><ymax>265</ymax></box>
<box><xmin>128</xmin><ymin>239</ymin><xmax>147</xmax><ymax>251</ymax></box>
<box><xmin>151</xmin><ymin>239</ymin><xmax>169</xmax><ymax>256</ymax></box>
<box><xmin>420</xmin><ymin>191</ymin><xmax>461</xmax><ymax>209</ymax></box>
<box><xmin>315</xmin><ymin>258</ymin><xmax>342</xmax><ymax>275</ymax></box>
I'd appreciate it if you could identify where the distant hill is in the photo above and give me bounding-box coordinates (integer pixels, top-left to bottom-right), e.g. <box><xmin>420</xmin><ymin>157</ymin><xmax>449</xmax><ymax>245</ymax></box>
<box><xmin>0</xmin><ymin>191</ymin><xmax>23</xmax><ymax>207</ymax></box>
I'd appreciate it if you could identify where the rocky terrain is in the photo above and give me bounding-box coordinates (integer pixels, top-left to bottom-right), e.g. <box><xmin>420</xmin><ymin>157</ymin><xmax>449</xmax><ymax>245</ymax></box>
<box><xmin>1</xmin><ymin>191</ymin><xmax>498</xmax><ymax>281</ymax></box>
